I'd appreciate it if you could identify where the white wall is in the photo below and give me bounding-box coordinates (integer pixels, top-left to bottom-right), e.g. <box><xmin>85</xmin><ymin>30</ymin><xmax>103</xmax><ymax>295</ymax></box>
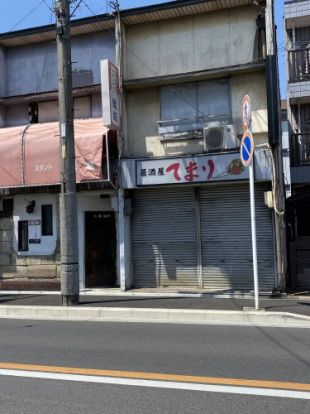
<box><xmin>13</xmin><ymin>194</ymin><xmax>58</xmax><ymax>256</ymax></box>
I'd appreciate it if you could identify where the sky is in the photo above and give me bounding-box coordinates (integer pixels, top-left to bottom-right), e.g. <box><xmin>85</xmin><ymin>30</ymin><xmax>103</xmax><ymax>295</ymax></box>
<box><xmin>0</xmin><ymin>0</ymin><xmax>286</xmax><ymax>98</ymax></box>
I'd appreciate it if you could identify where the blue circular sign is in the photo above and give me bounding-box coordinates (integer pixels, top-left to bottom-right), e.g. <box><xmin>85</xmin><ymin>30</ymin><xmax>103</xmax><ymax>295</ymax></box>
<box><xmin>240</xmin><ymin>130</ymin><xmax>254</xmax><ymax>167</ymax></box>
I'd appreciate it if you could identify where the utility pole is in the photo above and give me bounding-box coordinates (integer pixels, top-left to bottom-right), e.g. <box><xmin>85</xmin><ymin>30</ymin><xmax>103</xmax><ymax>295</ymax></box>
<box><xmin>56</xmin><ymin>0</ymin><xmax>79</xmax><ymax>305</ymax></box>
<box><xmin>265</xmin><ymin>0</ymin><xmax>287</xmax><ymax>292</ymax></box>
<box><xmin>111</xmin><ymin>0</ymin><xmax>128</xmax><ymax>290</ymax></box>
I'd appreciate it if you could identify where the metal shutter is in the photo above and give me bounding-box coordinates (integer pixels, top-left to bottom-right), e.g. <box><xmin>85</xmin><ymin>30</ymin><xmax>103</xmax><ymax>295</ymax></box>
<box><xmin>200</xmin><ymin>183</ymin><xmax>276</xmax><ymax>291</ymax></box>
<box><xmin>132</xmin><ymin>187</ymin><xmax>198</xmax><ymax>288</ymax></box>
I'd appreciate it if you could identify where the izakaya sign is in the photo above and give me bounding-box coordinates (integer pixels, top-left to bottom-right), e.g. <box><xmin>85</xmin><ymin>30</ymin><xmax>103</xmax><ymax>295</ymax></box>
<box><xmin>136</xmin><ymin>153</ymin><xmax>249</xmax><ymax>186</ymax></box>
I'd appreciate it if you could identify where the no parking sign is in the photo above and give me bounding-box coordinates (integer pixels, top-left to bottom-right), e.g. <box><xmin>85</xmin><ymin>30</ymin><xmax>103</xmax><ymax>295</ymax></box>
<box><xmin>240</xmin><ymin>130</ymin><xmax>254</xmax><ymax>167</ymax></box>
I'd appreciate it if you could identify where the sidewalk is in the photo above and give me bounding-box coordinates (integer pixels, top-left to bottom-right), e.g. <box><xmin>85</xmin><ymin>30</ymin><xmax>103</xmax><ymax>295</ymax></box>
<box><xmin>0</xmin><ymin>292</ymin><xmax>309</xmax><ymax>327</ymax></box>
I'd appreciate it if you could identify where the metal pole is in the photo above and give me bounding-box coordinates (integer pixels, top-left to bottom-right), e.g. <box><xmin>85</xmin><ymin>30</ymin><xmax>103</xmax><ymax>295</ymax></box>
<box><xmin>56</xmin><ymin>0</ymin><xmax>79</xmax><ymax>305</ymax></box>
<box><xmin>249</xmin><ymin>161</ymin><xmax>259</xmax><ymax>310</ymax></box>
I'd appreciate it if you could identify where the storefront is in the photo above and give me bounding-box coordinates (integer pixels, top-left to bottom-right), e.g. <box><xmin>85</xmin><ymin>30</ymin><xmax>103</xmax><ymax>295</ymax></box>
<box><xmin>122</xmin><ymin>151</ymin><xmax>277</xmax><ymax>292</ymax></box>
<box><xmin>0</xmin><ymin>119</ymin><xmax>118</xmax><ymax>290</ymax></box>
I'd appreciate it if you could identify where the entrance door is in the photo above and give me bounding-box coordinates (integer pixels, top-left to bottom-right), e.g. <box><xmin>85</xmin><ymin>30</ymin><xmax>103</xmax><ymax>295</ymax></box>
<box><xmin>85</xmin><ymin>211</ymin><xmax>116</xmax><ymax>288</ymax></box>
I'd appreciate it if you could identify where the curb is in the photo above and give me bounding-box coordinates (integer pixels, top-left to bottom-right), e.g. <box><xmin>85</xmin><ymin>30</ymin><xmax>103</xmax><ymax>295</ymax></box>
<box><xmin>0</xmin><ymin>305</ymin><xmax>309</xmax><ymax>327</ymax></box>
<box><xmin>1</xmin><ymin>290</ymin><xmax>309</xmax><ymax>300</ymax></box>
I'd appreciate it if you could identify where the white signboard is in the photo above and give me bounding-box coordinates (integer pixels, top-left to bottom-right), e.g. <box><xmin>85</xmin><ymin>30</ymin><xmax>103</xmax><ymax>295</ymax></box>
<box><xmin>136</xmin><ymin>153</ymin><xmax>249</xmax><ymax>186</ymax></box>
<box><xmin>101</xmin><ymin>59</ymin><xmax>120</xmax><ymax>130</ymax></box>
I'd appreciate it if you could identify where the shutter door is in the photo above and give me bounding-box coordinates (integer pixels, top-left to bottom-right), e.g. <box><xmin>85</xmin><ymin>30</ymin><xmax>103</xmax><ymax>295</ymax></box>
<box><xmin>200</xmin><ymin>183</ymin><xmax>276</xmax><ymax>291</ymax></box>
<box><xmin>132</xmin><ymin>187</ymin><xmax>198</xmax><ymax>288</ymax></box>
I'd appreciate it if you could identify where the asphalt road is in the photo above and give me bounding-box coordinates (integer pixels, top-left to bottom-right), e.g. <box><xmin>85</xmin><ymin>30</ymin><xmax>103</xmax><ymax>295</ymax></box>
<box><xmin>0</xmin><ymin>319</ymin><xmax>309</xmax><ymax>413</ymax></box>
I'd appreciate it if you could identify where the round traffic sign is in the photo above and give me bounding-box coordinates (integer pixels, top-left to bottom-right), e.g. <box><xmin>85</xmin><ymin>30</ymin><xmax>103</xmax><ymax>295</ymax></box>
<box><xmin>241</xmin><ymin>95</ymin><xmax>251</xmax><ymax>131</ymax></box>
<box><xmin>240</xmin><ymin>130</ymin><xmax>254</xmax><ymax>167</ymax></box>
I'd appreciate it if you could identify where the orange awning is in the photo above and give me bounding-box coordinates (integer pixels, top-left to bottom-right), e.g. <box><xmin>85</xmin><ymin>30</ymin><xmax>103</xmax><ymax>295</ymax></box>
<box><xmin>0</xmin><ymin>118</ymin><xmax>107</xmax><ymax>188</ymax></box>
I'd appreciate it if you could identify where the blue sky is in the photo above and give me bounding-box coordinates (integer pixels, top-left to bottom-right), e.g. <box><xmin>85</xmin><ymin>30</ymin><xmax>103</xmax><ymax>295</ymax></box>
<box><xmin>0</xmin><ymin>0</ymin><xmax>286</xmax><ymax>98</ymax></box>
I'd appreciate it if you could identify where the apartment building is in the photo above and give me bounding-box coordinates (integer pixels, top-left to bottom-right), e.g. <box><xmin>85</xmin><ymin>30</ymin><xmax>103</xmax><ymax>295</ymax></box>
<box><xmin>285</xmin><ymin>0</ymin><xmax>310</xmax><ymax>290</ymax></box>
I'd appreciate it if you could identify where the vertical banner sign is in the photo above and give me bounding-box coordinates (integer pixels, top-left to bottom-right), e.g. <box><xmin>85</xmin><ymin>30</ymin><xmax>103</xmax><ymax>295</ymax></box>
<box><xmin>101</xmin><ymin>60</ymin><xmax>120</xmax><ymax>130</ymax></box>
<box><xmin>240</xmin><ymin>95</ymin><xmax>260</xmax><ymax>311</ymax></box>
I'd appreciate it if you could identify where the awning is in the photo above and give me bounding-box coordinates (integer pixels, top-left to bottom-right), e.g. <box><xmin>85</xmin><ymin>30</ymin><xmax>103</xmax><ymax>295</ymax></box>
<box><xmin>0</xmin><ymin>118</ymin><xmax>108</xmax><ymax>188</ymax></box>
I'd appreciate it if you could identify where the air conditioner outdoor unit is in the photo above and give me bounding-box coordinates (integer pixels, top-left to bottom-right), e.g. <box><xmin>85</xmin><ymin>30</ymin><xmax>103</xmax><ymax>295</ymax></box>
<box><xmin>203</xmin><ymin>122</ymin><xmax>239</xmax><ymax>152</ymax></box>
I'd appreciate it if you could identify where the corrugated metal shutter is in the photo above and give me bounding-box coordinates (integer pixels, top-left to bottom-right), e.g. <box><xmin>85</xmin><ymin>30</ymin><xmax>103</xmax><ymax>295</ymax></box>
<box><xmin>132</xmin><ymin>187</ymin><xmax>198</xmax><ymax>288</ymax></box>
<box><xmin>200</xmin><ymin>183</ymin><xmax>276</xmax><ymax>291</ymax></box>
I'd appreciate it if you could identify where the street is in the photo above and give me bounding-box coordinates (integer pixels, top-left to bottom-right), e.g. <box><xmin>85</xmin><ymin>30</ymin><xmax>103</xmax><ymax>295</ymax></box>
<box><xmin>0</xmin><ymin>319</ymin><xmax>309</xmax><ymax>413</ymax></box>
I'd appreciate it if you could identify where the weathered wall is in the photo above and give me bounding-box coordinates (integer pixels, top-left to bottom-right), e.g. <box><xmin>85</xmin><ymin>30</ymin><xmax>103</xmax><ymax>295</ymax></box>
<box><xmin>0</xmin><ymin>46</ymin><xmax>6</xmax><ymax>97</ymax></box>
<box><xmin>125</xmin><ymin>72</ymin><xmax>268</xmax><ymax>158</ymax></box>
<box><xmin>0</xmin><ymin>194</ymin><xmax>60</xmax><ymax>283</ymax></box>
<box><xmin>124</xmin><ymin>6</ymin><xmax>259</xmax><ymax>80</ymax></box>
<box><xmin>5</xmin><ymin>31</ymin><xmax>115</xmax><ymax>97</ymax></box>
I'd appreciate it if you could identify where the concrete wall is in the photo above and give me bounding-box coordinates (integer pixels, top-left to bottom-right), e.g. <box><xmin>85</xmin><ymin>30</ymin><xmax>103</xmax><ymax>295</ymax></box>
<box><xmin>0</xmin><ymin>194</ymin><xmax>60</xmax><ymax>282</ymax></box>
<box><xmin>13</xmin><ymin>194</ymin><xmax>58</xmax><ymax>257</ymax></box>
<box><xmin>124</xmin><ymin>6</ymin><xmax>259</xmax><ymax>80</ymax></box>
<box><xmin>5</xmin><ymin>31</ymin><xmax>115</xmax><ymax>97</ymax></box>
<box><xmin>125</xmin><ymin>72</ymin><xmax>268</xmax><ymax>158</ymax></box>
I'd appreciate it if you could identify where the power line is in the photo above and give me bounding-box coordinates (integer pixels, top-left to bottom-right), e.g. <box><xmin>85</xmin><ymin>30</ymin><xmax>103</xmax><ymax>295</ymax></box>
<box><xmin>8</xmin><ymin>0</ymin><xmax>46</xmax><ymax>32</ymax></box>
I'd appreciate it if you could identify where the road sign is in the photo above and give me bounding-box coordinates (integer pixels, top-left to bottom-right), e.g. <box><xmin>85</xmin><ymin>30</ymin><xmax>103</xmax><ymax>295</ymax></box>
<box><xmin>241</xmin><ymin>95</ymin><xmax>251</xmax><ymax>131</ymax></box>
<box><xmin>240</xmin><ymin>130</ymin><xmax>254</xmax><ymax>167</ymax></box>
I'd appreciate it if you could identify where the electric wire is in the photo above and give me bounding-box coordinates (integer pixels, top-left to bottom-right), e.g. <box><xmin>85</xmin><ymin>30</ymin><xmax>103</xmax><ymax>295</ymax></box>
<box><xmin>8</xmin><ymin>0</ymin><xmax>46</xmax><ymax>32</ymax></box>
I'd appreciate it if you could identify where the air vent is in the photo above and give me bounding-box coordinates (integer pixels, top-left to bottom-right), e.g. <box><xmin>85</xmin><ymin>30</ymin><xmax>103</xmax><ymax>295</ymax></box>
<box><xmin>72</xmin><ymin>69</ymin><xmax>94</xmax><ymax>88</ymax></box>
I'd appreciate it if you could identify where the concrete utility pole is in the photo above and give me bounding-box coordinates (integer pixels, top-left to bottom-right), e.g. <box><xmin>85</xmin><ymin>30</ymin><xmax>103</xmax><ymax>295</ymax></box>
<box><xmin>56</xmin><ymin>0</ymin><xmax>79</xmax><ymax>305</ymax></box>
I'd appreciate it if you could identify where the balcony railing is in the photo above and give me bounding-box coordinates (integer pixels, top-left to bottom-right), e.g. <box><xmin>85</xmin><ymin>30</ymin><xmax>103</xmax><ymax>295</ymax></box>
<box><xmin>290</xmin><ymin>133</ymin><xmax>310</xmax><ymax>166</ymax></box>
<box><xmin>289</xmin><ymin>48</ymin><xmax>310</xmax><ymax>82</ymax></box>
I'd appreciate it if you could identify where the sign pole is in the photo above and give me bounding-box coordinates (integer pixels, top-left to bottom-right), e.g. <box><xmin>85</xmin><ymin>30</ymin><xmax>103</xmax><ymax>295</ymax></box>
<box><xmin>241</xmin><ymin>95</ymin><xmax>260</xmax><ymax>310</ymax></box>
<box><xmin>249</xmin><ymin>161</ymin><xmax>259</xmax><ymax>311</ymax></box>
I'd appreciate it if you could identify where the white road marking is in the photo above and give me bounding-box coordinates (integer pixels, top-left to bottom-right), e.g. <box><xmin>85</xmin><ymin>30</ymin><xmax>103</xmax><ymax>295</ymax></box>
<box><xmin>0</xmin><ymin>369</ymin><xmax>309</xmax><ymax>400</ymax></box>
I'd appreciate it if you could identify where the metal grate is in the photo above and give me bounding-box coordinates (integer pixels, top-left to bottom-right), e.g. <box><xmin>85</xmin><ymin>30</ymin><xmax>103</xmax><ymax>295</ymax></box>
<box><xmin>290</xmin><ymin>133</ymin><xmax>310</xmax><ymax>166</ymax></box>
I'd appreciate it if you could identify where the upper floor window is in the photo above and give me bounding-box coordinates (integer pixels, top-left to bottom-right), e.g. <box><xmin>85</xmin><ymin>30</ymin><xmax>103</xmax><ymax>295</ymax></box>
<box><xmin>160</xmin><ymin>79</ymin><xmax>231</xmax><ymax>122</ymax></box>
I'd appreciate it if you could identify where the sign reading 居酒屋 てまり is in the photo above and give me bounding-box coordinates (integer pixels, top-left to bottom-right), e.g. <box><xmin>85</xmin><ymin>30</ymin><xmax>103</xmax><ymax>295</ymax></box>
<box><xmin>136</xmin><ymin>153</ymin><xmax>248</xmax><ymax>186</ymax></box>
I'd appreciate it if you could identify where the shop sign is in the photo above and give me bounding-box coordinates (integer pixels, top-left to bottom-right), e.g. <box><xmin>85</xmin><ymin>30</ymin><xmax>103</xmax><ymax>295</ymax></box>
<box><xmin>101</xmin><ymin>60</ymin><xmax>120</xmax><ymax>130</ymax></box>
<box><xmin>136</xmin><ymin>153</ymin><xmax>249</xmax><ymax>186</ymax></box>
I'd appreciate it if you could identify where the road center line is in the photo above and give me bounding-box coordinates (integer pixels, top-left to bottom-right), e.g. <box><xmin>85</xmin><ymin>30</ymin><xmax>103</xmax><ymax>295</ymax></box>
<box><xmin>0</xmin><ymin>362</ymin><xmax>309</xmax><ymax>394</ymax></box>
<box><xmin>0</xmin><ymin>368</ymin><xmax>309</xmax><ymax>400</ymax></box>
<box><xmin>0</xmin><ymin>362</ymin><xmax>309</xmax><ymax>392</ymax></box>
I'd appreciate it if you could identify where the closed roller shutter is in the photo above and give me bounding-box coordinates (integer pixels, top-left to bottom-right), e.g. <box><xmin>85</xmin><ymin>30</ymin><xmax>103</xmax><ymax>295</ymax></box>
<box><xmin>200</xmin><ymin>183</ymin><xmax>276</xmax><ymax>291</ymax></box>
<box><xmin>132</xmin><ymin>187</ymin><xmax>198</xmax><ymax>288</ymax></box>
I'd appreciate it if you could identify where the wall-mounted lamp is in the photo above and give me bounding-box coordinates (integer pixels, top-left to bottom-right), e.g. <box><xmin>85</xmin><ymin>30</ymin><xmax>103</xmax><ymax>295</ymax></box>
<box><xmin>26</xmin><ymin>200</ymin><xmax>36</xmax><ymax>214</ymax></box>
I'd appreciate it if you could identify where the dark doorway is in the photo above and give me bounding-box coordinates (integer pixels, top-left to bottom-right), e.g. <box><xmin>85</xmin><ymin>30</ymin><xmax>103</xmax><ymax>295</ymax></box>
<box><xmin>85</xmin><ymin>211</ymin><xmax>116</xmax><ymax>288</ymax></box>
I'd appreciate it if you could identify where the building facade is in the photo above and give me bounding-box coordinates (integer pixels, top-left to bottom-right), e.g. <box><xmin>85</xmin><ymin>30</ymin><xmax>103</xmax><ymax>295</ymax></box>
<box><xmin>119</xmin><ymin>0</ymin><xmax>283</xmax><ymax>292</ymax></box>
<box><xmin>0</xmin><ymin>0</ymin><xmax>284</xmax><ymax>294</ymax></box>
<box><xmin>0</xmin><ymin>15</ymin><xmax>119</xmax><ymax>290</ymax></box>
<box><xmin>285</xmin><ymin>0</ymin><xmax>310</xmax><ymax>290</ymax></box>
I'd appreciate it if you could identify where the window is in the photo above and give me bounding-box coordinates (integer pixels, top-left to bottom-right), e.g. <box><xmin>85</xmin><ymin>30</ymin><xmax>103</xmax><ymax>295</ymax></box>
<box><xmin>18</xmin><ymin>221</ymin><xmax>28</xmax><ymax>251</ymax></box>
<box><xmin>160</xmin><ymin>79</ymin><xmax>231</xmax><ymax>121</ymax></box>
<box><xmin>28</xmin><ymin>102</ymin><xmax>38</xmax><ymax>124</ymax></box>
<box><xmin>41</xmin><ymin>205</ymin><xmax>53</xmax><ymax>236</ymax></box>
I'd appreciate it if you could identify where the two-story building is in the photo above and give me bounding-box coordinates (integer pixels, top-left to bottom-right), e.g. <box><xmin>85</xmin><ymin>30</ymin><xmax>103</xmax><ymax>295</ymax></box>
<box><xmin>119</xmin><ymin>0</ymin><xmax>282</xmax><ymax>292</ymax></box>
<box><xmin>0</xmin><ymin>0</ymin><xmax>284</xmax><ymax>294</ymax></box>
<box><xmin>0</xmin><ymin>15</ymin><xmax>119</xmax><ymax>290</ymax></box>
<box><xmin>285</xmin><ymin>0</ymin><xmax>310</xmax><ymax>291</ymax></box>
